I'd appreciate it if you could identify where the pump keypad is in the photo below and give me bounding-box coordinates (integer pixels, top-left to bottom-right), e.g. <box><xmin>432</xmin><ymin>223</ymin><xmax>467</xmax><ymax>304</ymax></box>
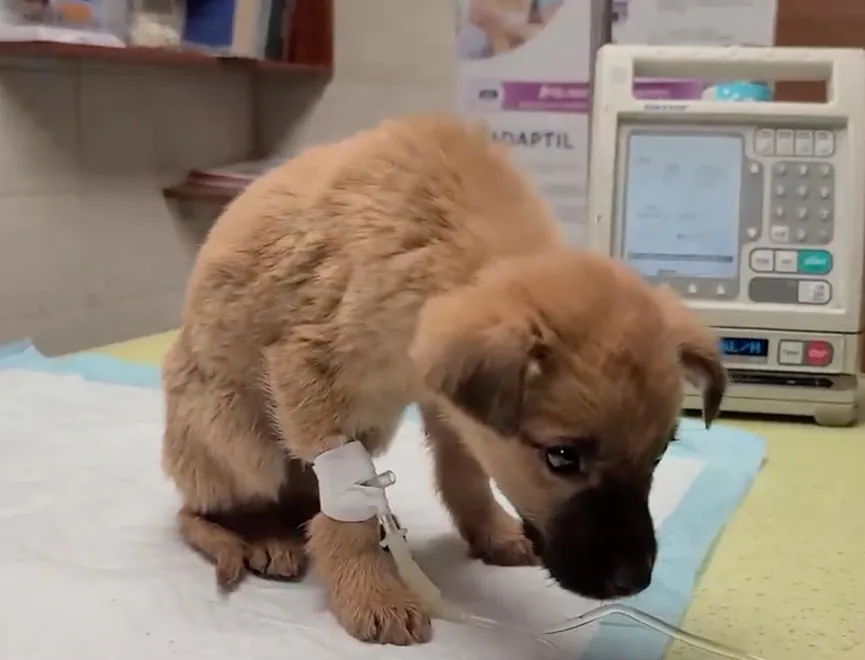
<box><xmin>754</xmin><ymin>129</ymin><xmax>835</xmax><ymax>158</ymax></box>
<box><xmin>742</xmin><ymin>125</ymin><xmax>840</xmax><ymax>308</ymax></box>
<box><xmin>748</xmin><ymin>248</ymin><xmax>833</xmax><ymax>275</ymax></box>
<box><xmin>769</xmin><ymin>160</ymin><xmax>835</xmax><ymax>246</ymax></box>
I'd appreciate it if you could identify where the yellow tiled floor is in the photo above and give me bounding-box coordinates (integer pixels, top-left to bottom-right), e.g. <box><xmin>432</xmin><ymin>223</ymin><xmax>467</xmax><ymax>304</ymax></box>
<box><xmin>667</xmin><ymin>415</ymin><xmax>864</xmax><ymax>660</ymax></box>
<box><xmin>93</xmin><ymin>331</ymin><xmax>865</xmax><ymax>660</ymax></box>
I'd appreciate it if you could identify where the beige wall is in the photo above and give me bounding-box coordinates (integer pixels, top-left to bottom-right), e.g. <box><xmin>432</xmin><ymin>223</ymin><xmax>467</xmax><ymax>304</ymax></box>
<box><xmin>0</xmin><ymin>0</ymin><xmax>455</xmax><ymax>354</ymax></box>
<box><xmin>262</xmin><ymin>1</ymin><xmax>456</xmax><ymax>153</ymax></box>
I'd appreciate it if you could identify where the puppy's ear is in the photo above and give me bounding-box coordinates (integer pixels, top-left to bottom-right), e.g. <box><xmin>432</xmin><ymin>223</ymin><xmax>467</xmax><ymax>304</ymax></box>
<box><xmin>654</xmin><ymin>286</ymin><xmax>727</xmax><ymax>428</ymax></box>
<box><xmin>410</xmin><ymin>292</ymin><xmax>542</xmax><ymax>437</ymax></box>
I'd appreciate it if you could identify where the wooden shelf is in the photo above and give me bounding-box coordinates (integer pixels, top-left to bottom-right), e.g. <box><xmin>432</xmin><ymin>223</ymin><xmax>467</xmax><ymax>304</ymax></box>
<box><xmin>152</xmin><ymin>0</ymin><xmax>332</xmax><ymax>209</ymax></box>
<box><xmin>163</xmin><ymin>182</ymin><xmax>244</xmax><ymax>204</ymax></box>
<box><xmin>0</xmin><ymin>40</ymin><xmax>332</xmax><ymax>75</ymax></box>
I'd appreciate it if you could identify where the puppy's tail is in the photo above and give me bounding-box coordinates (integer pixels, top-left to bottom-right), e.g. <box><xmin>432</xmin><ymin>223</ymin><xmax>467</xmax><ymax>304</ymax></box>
<box><xmin>177</xmin><ymin>507</ymin><xmax>248</xmax><ymax>590</ymax></box>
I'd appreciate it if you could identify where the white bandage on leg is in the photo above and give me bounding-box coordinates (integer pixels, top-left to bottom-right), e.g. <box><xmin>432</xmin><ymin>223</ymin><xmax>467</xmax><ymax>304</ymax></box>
<box><xmin>311</xmin><ymin>442</ymin><xmax>473</xmax><ymax>625</ymax></box>
<box><xmin>311</xmin><ymin>441</ymin><xmax>390</xmax><ymax>522</ymax></box>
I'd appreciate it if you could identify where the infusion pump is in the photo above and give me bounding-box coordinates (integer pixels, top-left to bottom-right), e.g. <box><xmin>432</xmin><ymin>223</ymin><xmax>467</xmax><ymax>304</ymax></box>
<box><xmin>587</xmin><ymin>45</ymin><xmax>864</xmax><ymax>426</ymax></box>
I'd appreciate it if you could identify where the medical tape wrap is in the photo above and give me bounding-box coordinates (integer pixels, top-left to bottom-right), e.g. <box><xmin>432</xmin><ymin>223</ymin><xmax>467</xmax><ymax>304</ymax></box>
<box><xmin>311</xmin><ymin>441</ymin><xmax>390</xmax><ymax>522</ymax></box>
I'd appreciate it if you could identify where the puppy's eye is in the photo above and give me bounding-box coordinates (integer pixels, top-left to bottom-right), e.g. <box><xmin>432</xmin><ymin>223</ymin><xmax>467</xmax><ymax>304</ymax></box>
<box><xmin>544</xmin><ymin>445</ymin><xmax>585</xmax><ymax>474</ymax></box>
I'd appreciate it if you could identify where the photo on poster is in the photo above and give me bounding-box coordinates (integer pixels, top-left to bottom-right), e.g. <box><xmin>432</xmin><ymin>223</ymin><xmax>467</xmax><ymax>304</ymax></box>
<box><xmin>455</xmin><ymin>0</ymin><xmax>566</xmax><ymax>61</ymax></box>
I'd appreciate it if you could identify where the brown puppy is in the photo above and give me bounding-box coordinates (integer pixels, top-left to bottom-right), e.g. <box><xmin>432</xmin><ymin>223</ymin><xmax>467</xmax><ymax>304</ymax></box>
<box><xmin>161</xmin><ymin>114</ymin><xmax>726</xmax><ymax>646</ymax></box>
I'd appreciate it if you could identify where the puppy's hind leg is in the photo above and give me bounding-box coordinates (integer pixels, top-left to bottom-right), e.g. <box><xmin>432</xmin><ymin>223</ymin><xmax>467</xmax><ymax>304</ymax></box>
<box><xmin>420</xmin><ymin>402</ymin><xmax>537</xmax><ymax>567</ymax></box>
<box><xmin>177</xmin><ymin>507</ymin><xmax>248</xmax><ymax>588</ymax></box>
<box><xmin>177</xmin><ymin>492</ymin><xmax>315</xmax><ymax>591</ymax></box>
<box><xmin>162</xmin><ymin>342</ymin><xmax>316</xmax><ymax>590</ymax></box>
<box><xmin>166</xmin><ymin>417</ymin><xmax>316</xmax><ymax>589</ymax></box>
<box><xmin>201</xmin><ymin>459</ymin><xmax>320</xmax><ymax>585</ymax></box>
<box><xmin>188</xmin><ymin>459</ymin><xmax>319</xmax><ymax>583</ymax></box>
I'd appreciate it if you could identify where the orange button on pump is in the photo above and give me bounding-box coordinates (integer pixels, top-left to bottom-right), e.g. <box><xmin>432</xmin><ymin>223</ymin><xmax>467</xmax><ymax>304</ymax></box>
<box><xmin>804</xmin><ymin>341</ymin><xmax>833</xmax><ymax>367</ymax></box>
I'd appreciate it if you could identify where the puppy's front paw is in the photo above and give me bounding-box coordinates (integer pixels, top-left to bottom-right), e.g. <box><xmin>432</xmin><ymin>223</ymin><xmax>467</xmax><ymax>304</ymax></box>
<box><xmin>245</xmin><ymin>537</ymin><xmax>308</xmax><ymax>581</ymax></box>
<box><xmin>333</xmin><ymin>580</ymin><xmax>432</xmax><ymax>645</ymax></box>
<box><xmin>213</xmin><ymin>546</ymin><xmax>247</xmax><ymax>590</ymax></box>
<box><xmin>471</xmin><ymin>534</ymin><xmax>538</xmax><ymax>566</ymax></box>
<box><xmin>467</xmin><ymin>516</ymin><xmax>539</xmax><ymax>567</ymax></box>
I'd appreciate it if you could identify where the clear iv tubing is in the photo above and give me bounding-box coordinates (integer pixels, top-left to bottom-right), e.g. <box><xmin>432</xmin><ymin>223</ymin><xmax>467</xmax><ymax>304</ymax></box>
<box><xmin>370</xmin><ymin>471</ymin><xmax>560</xmax><ymax>653</ymax></box>
<box><xmin>366</xmin><ymin>470</ymin><xmax>766</xmax><ymax>660</ymax></box>
<box><xmin>543</xmin><ymin>604</ymin><xmax>767</xmax><ymax>660</ymax></box>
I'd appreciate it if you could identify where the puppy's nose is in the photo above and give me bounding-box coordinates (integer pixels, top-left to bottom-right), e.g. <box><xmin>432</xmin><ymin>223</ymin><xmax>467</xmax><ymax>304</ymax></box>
<box><xmin>611</xmin><ymin>561</ymin><xmax>653</xmax><ymax>595</ymax></box>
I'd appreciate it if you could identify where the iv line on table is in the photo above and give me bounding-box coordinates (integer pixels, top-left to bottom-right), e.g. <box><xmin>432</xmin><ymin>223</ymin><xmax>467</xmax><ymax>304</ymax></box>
<box><xmin>367</xmin><ymin>470</ymin><xmax>766</xmax><ymax>660</ymax></box>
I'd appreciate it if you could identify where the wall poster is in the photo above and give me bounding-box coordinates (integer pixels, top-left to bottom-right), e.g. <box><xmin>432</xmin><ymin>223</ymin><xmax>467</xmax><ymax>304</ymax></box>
<box><xmin>454</xmin><ymin>0</ymin><xmax>779</xmax><ymax>246</ymax></box>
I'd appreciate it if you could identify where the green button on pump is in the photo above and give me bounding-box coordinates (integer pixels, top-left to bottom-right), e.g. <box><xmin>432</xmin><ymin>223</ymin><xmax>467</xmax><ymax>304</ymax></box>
<box><xmin>797</xmin><ymin>250</ymin><xmax>833</xmax><ymax>275</ymax></box>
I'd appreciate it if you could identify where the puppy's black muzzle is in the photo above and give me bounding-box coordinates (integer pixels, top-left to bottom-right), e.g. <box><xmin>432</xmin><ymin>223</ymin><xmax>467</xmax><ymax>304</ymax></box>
<box><xmin>525</xmin><ymin>480</ymin><xmax>657</xmax><ymax>600</ymax></box>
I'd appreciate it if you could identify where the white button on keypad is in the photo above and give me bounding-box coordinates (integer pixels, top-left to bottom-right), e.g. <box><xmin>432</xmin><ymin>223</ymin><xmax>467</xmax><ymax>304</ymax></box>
<box><xmin>775</xmin><ymin>129</ymin><xmax>794</xmax><ymax>155</ymax></box>
<box><xmin>778</xmin><ymin>340</ymin><xmax>804</xmax><ymax>365</ymax></box>
<box><xmin>798</xmin><ymin>280</ymin><xmax>832</xmax><ymax>304</ymax></box>
<box><xmin>770</xmin><ymin>224</ymin><xmax>790</xmax><ymax>243</ymax></box>
<box><xmin>814</xmin><ymin>130</ymin><xmax>835</xmax><ymax>157</ymax></box>
<box><xmin>794</xmin><ymin>130</ymin><xmax>814</xmax><ymax>156</ymax></box>
<box><xmin>755</xmin><ymin>128</ymin><xmax>775</xmax><ymax>155</ymax></box>
<box><xmin>750</xmin><ymin>249</ymin><xmax>774</xmax><ymax>272</ymax></box>
<box><xmin>775</xmin><ymin>250</ymin><xmax>797</xmax><ymax>272</ymax></box>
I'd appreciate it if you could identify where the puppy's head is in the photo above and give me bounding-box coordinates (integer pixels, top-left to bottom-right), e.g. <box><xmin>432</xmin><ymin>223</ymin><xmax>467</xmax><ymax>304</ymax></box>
<box><xmin>411</xmin><ymin>251</ymin><xmax>725</xmax><ymax>601</ymax></box>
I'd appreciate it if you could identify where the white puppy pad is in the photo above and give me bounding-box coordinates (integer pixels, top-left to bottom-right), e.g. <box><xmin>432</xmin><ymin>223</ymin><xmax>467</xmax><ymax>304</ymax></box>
<box><xmin>0</xmin><ymin>369</ymin><xmax>705</xmax><ymax>660</ymax></box>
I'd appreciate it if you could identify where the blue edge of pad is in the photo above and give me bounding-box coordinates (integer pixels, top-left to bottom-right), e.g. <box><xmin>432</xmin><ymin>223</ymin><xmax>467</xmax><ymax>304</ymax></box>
<box><xmin>0</xmin><ymin>339</ymin><xmax>765</xmax><ymax>660</ymax></box>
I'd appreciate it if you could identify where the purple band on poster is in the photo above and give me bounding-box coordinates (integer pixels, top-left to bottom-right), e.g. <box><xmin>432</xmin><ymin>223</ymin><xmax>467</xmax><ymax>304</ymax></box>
<box><xmin>497</xmin><ymin>79</ymin><xmax>705</xmax><ymax>114</ymax></box>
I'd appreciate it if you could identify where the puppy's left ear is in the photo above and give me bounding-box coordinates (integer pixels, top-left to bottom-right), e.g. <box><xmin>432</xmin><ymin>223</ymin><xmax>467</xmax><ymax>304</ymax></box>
<box><xmin>654</xmin><ymin>286</ymin><xmax>727</xmax><ymax>427</ymax></box>
<box><xmin>410</xmin><ymin>291</ymin><xmax>543</xmax><ymax>437</ymax></box>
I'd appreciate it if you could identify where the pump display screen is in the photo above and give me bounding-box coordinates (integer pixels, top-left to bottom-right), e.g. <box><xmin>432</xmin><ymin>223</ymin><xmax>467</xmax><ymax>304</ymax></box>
<box><xmin>719</xmin><ymin>336</ymin><xmax>769</xmax><ymax>358</ymax></box>
<box><xmin>621</xmin><ymin>133</ymin><xmax>743</xmax><ymax>279</ymax></box>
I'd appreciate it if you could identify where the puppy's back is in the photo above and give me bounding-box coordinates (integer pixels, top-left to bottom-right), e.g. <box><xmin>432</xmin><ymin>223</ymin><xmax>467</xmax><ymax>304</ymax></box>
<box><xmin>181</xmin><ymin>116</ymin><xmax>561</xmax><ymax>370</ymax></box>
<box><xmin>198</xmin><ymin>115</ymin><xmax>560</xmax><ymax>263</ymax></box>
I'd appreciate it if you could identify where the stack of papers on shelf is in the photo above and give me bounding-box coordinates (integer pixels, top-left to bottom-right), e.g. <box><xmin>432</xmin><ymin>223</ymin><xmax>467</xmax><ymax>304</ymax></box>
<box><xmin>0</xmin><ymin>23</ymin><xmax>124</xmax><ymax>46</ymax></box>
<box><xmin>186</xmin><ymin>157</ymin><xmax>284</xmax><ymax>191</ymax></box>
